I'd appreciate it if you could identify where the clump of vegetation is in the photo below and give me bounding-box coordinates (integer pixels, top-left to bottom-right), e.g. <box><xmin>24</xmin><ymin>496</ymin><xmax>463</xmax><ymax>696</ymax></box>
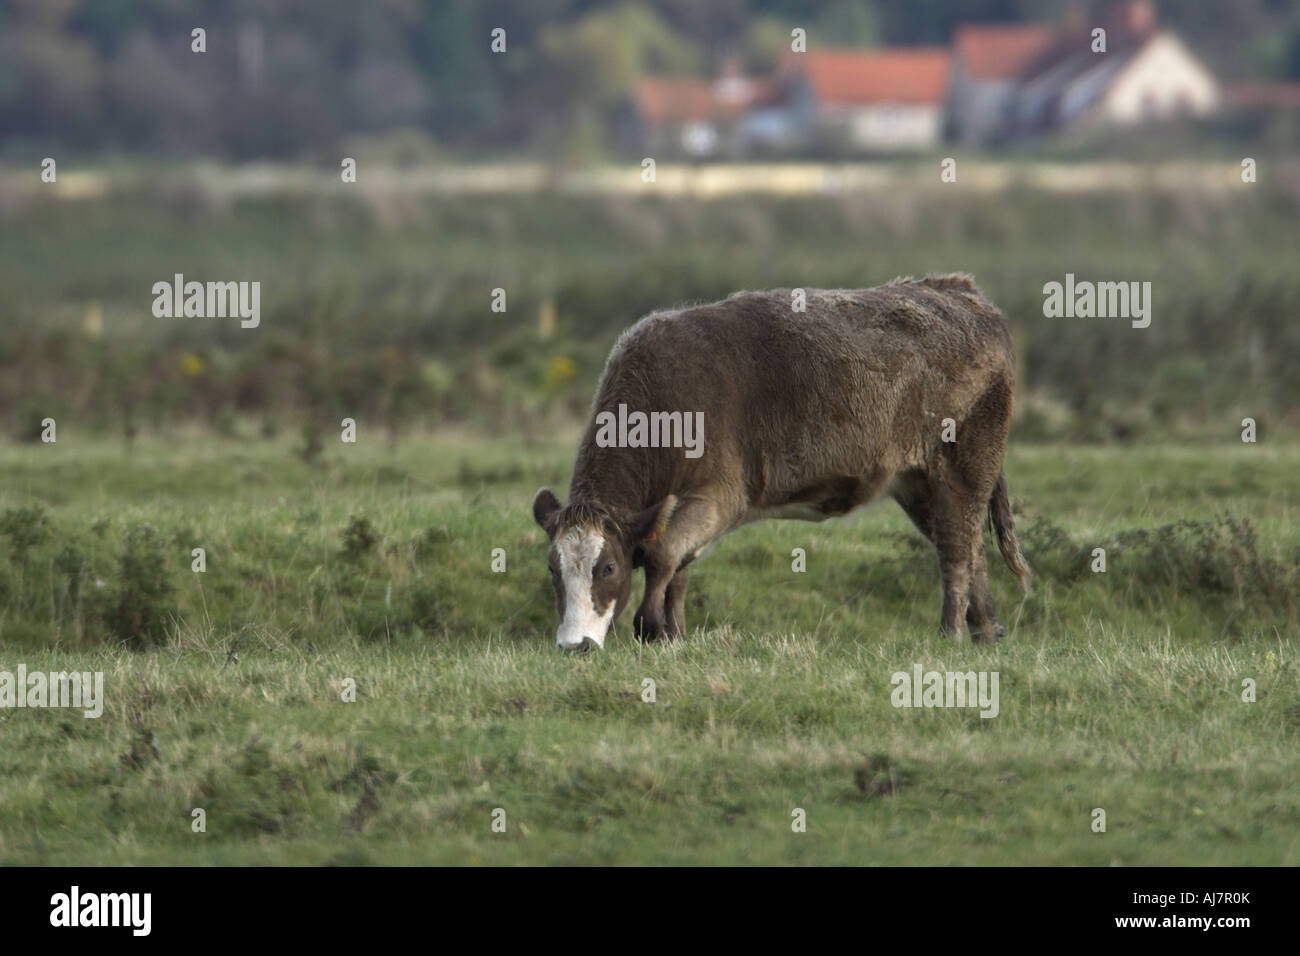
<box><xmin>1</xmin><ymin>505</ymin><xmax>52</xmax><ymax>565</ymax></box>
<box><xmin>52</xmin><ymin>543</ymin><xmax>88</xmax><ymax>634</ymax></box>
<box><xmin>103</xmin><ymin>524</ymin><xmax>176</xmax><ymax>648</ymax></box>
<box><xmin>1109</xmin><ymin>515</ymin><xmax>1297</xmax><ymax>618</ymax></box>
<box><xmin>409</xmin><ymin>585</ymin><xmax>443</xmax><ymax>632</ymax></box>
<box><xmin>0</xmin><ymin>506</ymin><xmax>55</xmax><ymax>618</ymax></box>
<box><xmin>412</xmin><ymin>526</ymin><xmax>452</xmax><ymax>561</ymax></box>
<box><xmin>340</xmin><ymin>516</ymin><xmax>380</xmax><ymax>561</ymax></box>
<box><xmin>1019</xmin><ymin>513</ymin><xmax>1298</xmax><ymax>626</ymax></box>
<box><xmin>853</xmin><ymin>754</ymin><xmax>912</xmax><ymax>799</ymax></box>
<box><xmin>1016</xmin><ymin>517</ymin><xmax>1092</xmax><ymax>582</ymax></box>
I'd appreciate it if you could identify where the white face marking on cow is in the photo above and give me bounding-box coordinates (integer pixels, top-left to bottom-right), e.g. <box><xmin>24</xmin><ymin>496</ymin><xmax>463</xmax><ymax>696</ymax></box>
<box><xmin>554</xmin><ymin>527</ymin><xmax>614</xmax><ymax>650</ymax></box>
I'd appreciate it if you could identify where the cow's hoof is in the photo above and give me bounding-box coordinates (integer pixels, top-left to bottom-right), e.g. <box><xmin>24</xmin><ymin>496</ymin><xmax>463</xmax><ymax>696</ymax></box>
<box><xmin>633</xmin><ymin>614</ymin><xmax>668</xmax><ymax>643</ymax></box>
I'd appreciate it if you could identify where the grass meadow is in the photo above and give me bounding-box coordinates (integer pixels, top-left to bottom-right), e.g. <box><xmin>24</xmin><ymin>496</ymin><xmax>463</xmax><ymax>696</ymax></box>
<box><xmin>0</xmin><ymin>431</ymin><xmax>1296</xmax><ymax>865</ymax></box>
<box><xmin>1</xmin><ymin>169</ymin><xmax>1297</xmax><ymax>864</ymax></box>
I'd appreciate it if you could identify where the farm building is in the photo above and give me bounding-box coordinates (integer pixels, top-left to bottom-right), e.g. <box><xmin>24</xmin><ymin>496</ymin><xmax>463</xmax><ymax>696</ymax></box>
<box><xmin>770</xmin><ymin>48</ymin><xmax>953</xmax><ymax>152</ymax></box>
<box><xmin>629</xmin><ymin>64</ymin><xmax>779</xmax><ymax>158</ymax></box>
<box><xmin>949</xmin><ymin>24</ymin><xmax>1058</xmax><ymax>143</ymax></box>
<box><xmin>952</xmin><ymin>1</ymin><xmax>1221</xmax><ymax>142</ymax></box>
<box><xmin>630</xmin><ymin>1</ymin><xmax>1223</xmax><ymax>155</ymax></box>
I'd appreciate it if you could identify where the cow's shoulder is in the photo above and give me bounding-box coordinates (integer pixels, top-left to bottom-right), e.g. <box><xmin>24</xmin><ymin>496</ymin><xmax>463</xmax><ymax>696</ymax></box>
<box><xmin>887</xmin><ymin>272</ymin><xmax>984</xmax><ymax>298</ymax></box>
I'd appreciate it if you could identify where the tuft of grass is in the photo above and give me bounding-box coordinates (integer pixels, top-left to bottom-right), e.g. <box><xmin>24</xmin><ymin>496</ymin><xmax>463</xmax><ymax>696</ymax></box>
<box><xmin>104</xmin><ymin>524</ymin><xmax>176</xmax><ymax>648</ymax></box>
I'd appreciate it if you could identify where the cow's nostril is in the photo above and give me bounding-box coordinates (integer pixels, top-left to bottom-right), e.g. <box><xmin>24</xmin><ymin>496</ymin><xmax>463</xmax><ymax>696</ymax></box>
<box><xmin>556</xmin><ymin>637</ymin><xmax>594</xmax><ymax>652</ymax></box>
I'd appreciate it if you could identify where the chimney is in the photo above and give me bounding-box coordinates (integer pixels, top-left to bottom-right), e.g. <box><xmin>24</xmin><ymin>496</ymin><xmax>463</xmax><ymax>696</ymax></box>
<box><xmin>1111</xmin><ymin>1</ymin><xmax>1156</xmax><ymax>38</ymax></box>
<box><xmin>1129</xmin><ymin>1</ymin><xmax>1156</xmax><ymax>35</ymax></box>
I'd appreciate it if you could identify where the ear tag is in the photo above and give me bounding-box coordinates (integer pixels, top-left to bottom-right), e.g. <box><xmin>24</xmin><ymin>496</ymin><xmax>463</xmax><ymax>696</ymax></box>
<box><xmin>640</xmin><ymin>495</ymin><xmax>676</xmax><ymax>545</ymax></box>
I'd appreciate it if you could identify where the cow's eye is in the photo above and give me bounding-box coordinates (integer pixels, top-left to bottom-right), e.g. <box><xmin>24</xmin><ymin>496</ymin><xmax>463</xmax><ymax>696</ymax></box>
<box><xmin>601</xmin><ymin>562</ymin><xmax>616</xmax><ymax>577</ymax></box>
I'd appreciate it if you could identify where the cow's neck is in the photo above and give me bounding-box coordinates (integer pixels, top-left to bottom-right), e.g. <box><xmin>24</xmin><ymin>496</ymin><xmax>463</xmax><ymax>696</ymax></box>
<box><xmin>568</xmin><ymin>447</ymin><xmax>667</xmax><ymax>526</ymax></box>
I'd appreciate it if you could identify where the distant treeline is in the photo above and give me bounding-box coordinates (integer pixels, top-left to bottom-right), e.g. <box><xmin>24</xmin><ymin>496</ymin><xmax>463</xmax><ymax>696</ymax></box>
<box><xmin>3</xmin><ymin>0</ymin><xmax>1299</xmax><ymax>159</ymax></box>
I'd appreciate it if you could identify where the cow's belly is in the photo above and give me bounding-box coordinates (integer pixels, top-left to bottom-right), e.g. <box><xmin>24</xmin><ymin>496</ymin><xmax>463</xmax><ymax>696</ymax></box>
<box><xmin>741</xmin><ymin>501</ymin><xmax>839</xmax><ymax>524</ymax></box>
<box><xmin>740</xmin><ymin>466</ymin><xmax>893</xmax><ymax>526</ymax></box>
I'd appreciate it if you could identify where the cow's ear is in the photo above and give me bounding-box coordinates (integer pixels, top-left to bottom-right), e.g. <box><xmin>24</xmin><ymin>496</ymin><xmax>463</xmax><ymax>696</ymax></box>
<box><xmin>631</xmin><ymin>495</ymin><xmax>679</xmax><ymax>545</ymax></box>
<box><xmin>532</xmin><ymin>488</ymin><xmax>561</xmax><ymax>531</ymax></box>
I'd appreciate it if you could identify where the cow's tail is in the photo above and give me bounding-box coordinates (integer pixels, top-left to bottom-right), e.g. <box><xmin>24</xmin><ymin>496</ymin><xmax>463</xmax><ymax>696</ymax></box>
<box><xmin>988</xmin><ymin>472</ymin><xmax>1030</xmax><ymax>591</ymax></box>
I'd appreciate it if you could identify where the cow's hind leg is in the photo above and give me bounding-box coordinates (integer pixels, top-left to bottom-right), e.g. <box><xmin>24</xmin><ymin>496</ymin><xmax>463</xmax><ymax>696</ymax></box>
<box><xmin>893</xmin><ymin>469</ymin><xmax>974</xmax><ymax>640</ymax></box>
<box><xmin>928</xmin><ymin>483</ymin><xmax>979</xmax><ymax>640</ymax></box>
<box><xmin>899</xmin><ymin>465</ymin><xmax>987</xmax><ymax>639</ymax></box>
<box><xmin>965</xmin><ymin>533</ymin><xmax>1003</xmax><ymax>643</ymax></box>
<box><xmin>895</xmin><ymin>396</ymin><xmax>1010</xmax><ymax>643</ymax></box>
<box><xmin>948</xmin><ymin>378</ymin><xmax>1015</xmax><ymax>642</ymax></box>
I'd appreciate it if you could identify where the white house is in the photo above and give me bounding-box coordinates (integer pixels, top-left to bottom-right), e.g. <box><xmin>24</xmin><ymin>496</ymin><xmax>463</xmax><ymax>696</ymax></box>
<box><xmin>630</xmin><ymin>64</ymin><xmax>778</xmax><ymax>158</ymax></box>
<box><xmin>952</xmin><ymin>1</ymin><xmax>1220</xmax><ymax>142</ymax></box>
<box><xmin>1080</xmin><ymin>32</ymin><xmax>1220</xmax><ymax>126</ymax></box>
<box><xmin>630</xmin><ymin>1</ymin><xmax>1221</xmax><ymax>156</ymax></box>
<box><xmin>775</xmin><ymin>48</ymin><xmax>952</xmax><ymax>152</ymax></box>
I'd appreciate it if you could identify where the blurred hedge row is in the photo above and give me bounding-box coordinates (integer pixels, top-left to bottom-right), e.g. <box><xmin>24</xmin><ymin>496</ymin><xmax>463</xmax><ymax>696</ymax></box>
<box><xmin>2</xmin><ymin>181</ymin><xmax>1297</xmax><ymax>445</ymax></box>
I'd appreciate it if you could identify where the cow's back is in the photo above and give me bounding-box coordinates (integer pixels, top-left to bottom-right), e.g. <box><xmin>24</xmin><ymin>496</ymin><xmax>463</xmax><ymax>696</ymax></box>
<box><xmin>591</xmin><ymin>275</ymin><xmax>1014</xmax><ymax>504</ymax></box>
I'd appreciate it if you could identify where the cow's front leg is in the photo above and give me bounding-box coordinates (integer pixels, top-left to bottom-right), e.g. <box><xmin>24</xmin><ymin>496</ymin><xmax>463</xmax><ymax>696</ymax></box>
<box><xmin>637</xmin><ymin>564</ymin><xmax>689</xmax><ymax>640</ymax></box>
<box><xmin>634</xmin><ymin>559</ymin><xmax>675</xmax><ymax>642</ymax></box>
<box><xmin>634</xmin><ymin>494</ymin><xmax>727</xmax><ymax>642</ymax></box>
<box><xmin>665</xmin><ymin>567</ymin><xmax>689</xmax><ymax>636</ymax></box>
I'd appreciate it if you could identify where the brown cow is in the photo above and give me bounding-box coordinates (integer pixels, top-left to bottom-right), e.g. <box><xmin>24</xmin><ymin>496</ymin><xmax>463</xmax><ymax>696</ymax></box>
<box><xmin>532</xmin><ymin>274</ymin><xmax>1029</xmax><ymax>650</ymax></box>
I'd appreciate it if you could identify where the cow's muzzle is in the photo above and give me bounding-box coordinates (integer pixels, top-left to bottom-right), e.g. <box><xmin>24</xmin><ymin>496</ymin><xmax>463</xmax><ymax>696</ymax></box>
<box><xmin>556</xmin><ymin>635</ymin><xmax>602</xmax><ymax>652</ymax></box>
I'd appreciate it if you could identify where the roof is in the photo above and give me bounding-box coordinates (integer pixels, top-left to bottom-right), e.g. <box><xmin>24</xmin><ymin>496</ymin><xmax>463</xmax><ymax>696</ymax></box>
<box><xmin>634</xmin><ymin>78</ymin><xmax>715</xmax><ymax>126</ymax></box>
<box><xmin>788</xmin><ymin>48</ymin><xmax>952</xmax><ymax>106</ymax></box>
<box><xmin>1228</xmin><ymin>82</ymin><xmax>1300</xmax><ymax>109</ymax></box>
<box><xmin>634</xmin><ymin>75</ymin><xmax>778</xmax><ymax>126</ymax></box>
<box><xmin>954</xmin><ymin>25</ymin><xmax>1056</xmax><ymax>81</ymax></box>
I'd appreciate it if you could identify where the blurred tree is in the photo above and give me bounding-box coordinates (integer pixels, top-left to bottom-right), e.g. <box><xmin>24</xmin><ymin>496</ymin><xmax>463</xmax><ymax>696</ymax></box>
<box><xmin>529</xmin><ymin>2</ymin><xmax>700</xmax><ymax>161</ymax></box>
<box><xmin>1282</xmin><ymin>25</ymin><xmax>1300</xmax><ymax>79</ymax></box>
<box><xmin>0</xmin><ymin>7</ymin><xmax>101</xmax><ymax>144</ymax></box>
<box><xmin>740</xmin><ymin>16</ymin><xmax>795</xmax><ymax>72</ymax></box>
<box><xmin>537</xmin><ymin>2</ymin><xmax>700</xmax><ymax>110</ymax></box>
<box><xmin>811</xmin><ymin>0</ymin><xmax>880</xmax><ymax>46</ymax></box>
<box><xmin>0</xmin><ymin>0</ymin><xmax>1291</xmax><ymax>156</ymax></box>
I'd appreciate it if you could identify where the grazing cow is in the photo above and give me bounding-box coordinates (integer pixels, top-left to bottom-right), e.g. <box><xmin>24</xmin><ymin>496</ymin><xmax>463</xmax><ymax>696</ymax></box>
<box><xmin>532</xmin><ymin>274</ymin><xmax>1029</xmax><ymax>650</ymax></box>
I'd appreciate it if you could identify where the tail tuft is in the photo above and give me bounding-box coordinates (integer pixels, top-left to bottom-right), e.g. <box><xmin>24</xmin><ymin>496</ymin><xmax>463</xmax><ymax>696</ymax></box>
<box><xmin>988</xmin><ymin>473</ymin><xmax>1030</xmax><ymax>591</ymax></box>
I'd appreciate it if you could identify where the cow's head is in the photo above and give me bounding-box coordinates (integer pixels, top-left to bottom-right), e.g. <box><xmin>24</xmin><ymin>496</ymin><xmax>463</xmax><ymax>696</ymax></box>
<box><xmin>532</xmin><ymin>488</ymin><xmax>676</xmax><ymax>650</ymax></box>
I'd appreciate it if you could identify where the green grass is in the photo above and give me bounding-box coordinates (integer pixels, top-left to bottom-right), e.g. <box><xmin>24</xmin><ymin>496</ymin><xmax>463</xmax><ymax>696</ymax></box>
<box><xmin>0</xmin><ymin>433</ymin><xmax>1297</xmax><ymax>864</ymax></box>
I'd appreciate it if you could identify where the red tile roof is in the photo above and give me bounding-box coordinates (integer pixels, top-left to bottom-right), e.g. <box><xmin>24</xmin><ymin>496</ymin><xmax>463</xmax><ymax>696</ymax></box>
<box><xmin>634</xmin><ymin>78</ymin><xmax>714</xmax><ymax>125</ymax></box>
<box><xmin>954</xmin><ymin>25</ymin><xmax>1056</xmax><ymax>81</ymax></box>
<box><xmin>789</xmin><ymin>48</ymin><xmax>952</xmax><ymax>106</ymax></box>
<box><xmin>634</xmin><ymin>76</ymin><xmax>778</xmax><ymax>126</ymax></box>
<box><xmin>1229</xmin><ymin>83</ymin><xmax>1300</xmax><ymax>108</ymax></box>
